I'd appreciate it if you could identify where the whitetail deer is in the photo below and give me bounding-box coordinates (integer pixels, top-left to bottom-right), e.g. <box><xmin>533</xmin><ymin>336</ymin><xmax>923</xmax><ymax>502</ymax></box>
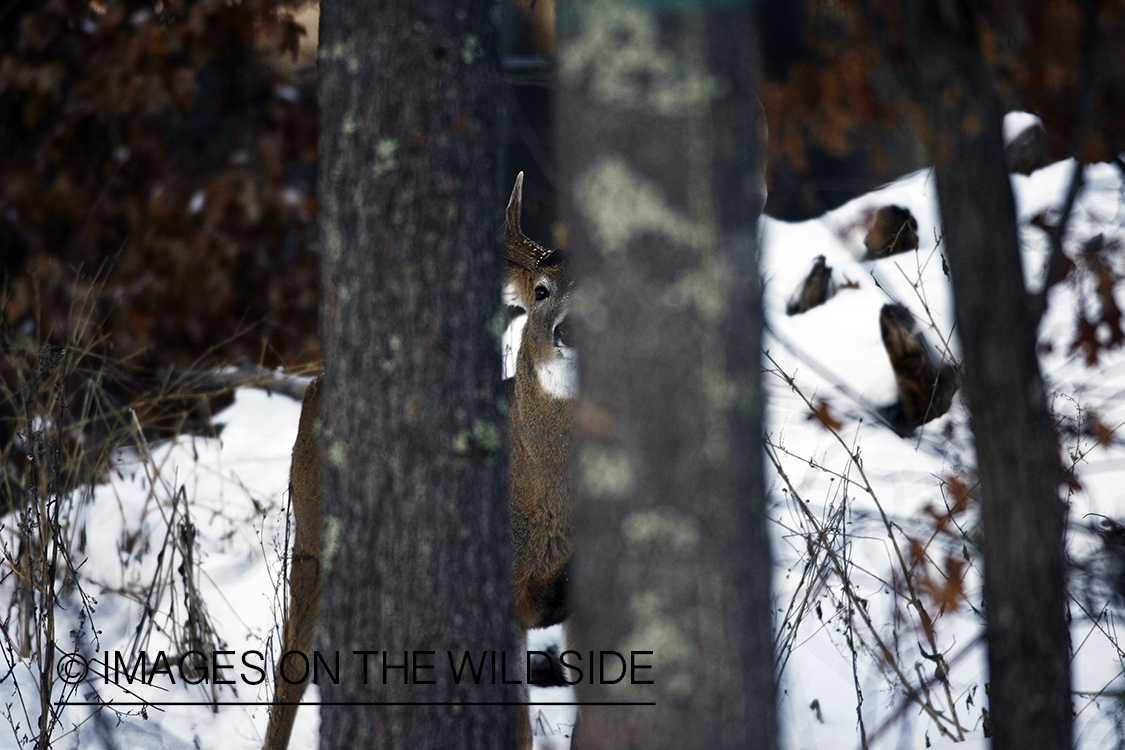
<box><xmin>263</xmin><ymin>173</ymin><xmax>574</xmax><ymax>750</ymax></box>
<box><xmin>503</xmin><ymin>172</ymin><xmax>574</xmax><ymax>632</ymax></box>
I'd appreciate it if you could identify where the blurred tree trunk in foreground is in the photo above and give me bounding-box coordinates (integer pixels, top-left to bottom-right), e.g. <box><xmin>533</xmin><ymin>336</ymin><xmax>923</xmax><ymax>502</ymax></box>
<box><xmin>904</xmin><ymin>3</ymin><xmax>1072</xmax><ymax>749</ymax></box>
<box><xmin>316</xmin><ymin>1</ymin><xmax>515</xmax><ymax>748</ymax></box>
<box><xmin>558</xmin><ymin>2</ymin><xmax>775</xmax><ymax>748</ymax></box>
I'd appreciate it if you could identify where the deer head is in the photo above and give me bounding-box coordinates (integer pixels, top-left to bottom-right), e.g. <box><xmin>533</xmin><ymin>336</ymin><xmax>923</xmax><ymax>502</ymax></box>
<box><xmin>503</xmin><ymin>173</ymin><xmax>575</xmax><ymax>401</ymax></box>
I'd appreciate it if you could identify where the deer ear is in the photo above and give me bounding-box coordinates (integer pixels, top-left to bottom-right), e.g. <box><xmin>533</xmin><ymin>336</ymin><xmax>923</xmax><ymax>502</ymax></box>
<box><xmin>505</xmin><ymin>172</ymin><xmax>525</xmax><ymax>241</ymax></box>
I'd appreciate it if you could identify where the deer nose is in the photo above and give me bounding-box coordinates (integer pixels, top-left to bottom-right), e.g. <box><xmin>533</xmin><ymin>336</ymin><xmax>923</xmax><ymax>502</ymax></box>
<box><xmin>553</xmin><ymin>314</ymin><xmax>574</xmax><ymax>351</ymax></box>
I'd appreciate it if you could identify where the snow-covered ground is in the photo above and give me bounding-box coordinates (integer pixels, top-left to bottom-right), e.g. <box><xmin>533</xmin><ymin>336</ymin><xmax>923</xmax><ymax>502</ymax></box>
<box><xmin>2</xmin><ymin>115</ymin><xmax>1124</xmax><ymax>749</ymax></box>
<box><xmin>764</xmin><ymin>132</ymin><xmax>1125</xmax><ymax>749</ymax></box>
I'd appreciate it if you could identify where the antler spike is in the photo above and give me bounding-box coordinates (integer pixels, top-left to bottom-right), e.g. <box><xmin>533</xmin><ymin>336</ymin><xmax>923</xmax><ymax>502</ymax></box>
<box><xmin>506</xmin><ymin>172</ymin><xmax>525</xmax><ymax>239</ymax></box>
<box><xmin>504</xmin><ymin>172</ymin><xmax>556</xmax><ymax>270</ymax></box>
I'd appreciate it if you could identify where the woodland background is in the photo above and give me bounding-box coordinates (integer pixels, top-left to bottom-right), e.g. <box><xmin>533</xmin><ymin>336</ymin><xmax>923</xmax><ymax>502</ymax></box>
<box><xmin>4</xmin><ymin>1</ymin><xmax>1121</xmax><ymax>373</ymax></box>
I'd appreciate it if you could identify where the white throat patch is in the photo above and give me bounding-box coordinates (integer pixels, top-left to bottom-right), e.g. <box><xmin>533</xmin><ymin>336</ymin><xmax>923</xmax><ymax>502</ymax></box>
<box><xmin>536</xmin><ymin>349</ymin><xmax>578</xmax><ymax>400</ymax></box>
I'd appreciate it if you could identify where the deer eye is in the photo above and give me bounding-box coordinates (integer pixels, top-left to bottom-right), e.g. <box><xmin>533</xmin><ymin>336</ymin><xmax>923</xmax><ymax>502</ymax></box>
<box><xmin>534</xmin><ymin>285</ymin><xmax>550</xmax><ymax>301</ymax></box>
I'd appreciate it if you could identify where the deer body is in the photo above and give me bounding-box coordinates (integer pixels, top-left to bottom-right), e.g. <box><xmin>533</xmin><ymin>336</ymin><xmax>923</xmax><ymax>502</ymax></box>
<box><xmin>263</xmin><ymin>377</ymin><xmax>321</xmax><ymax>750</ymax></box>
<box><xmin>264</xmin><ymin>174</ymin><xmax>573</xmax><ymax>750</ymax></box>
<box><xmin>509</xmin><ymin>369</ymin><xmax>572</xmax><ymax>629</ymax></box>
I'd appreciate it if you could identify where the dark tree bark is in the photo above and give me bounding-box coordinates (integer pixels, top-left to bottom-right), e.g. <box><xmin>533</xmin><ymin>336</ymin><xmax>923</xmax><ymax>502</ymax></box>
<box><xmin>904</xmin><ymin>3</ymin><xmax>1072</xmax><ymax>749</ymax></box>
<box><xmin>557</xmin><ymin>3</ymin><xmax>775</xmax><ymax>748</ymax></box>
<box><xmin>316</xmin><ymin>2</ymin><xmax>515</xmax><ymax>748</ymax></box>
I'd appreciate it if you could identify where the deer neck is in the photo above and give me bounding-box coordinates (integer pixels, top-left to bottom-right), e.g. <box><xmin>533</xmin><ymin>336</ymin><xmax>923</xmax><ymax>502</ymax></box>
<box><xmin>513</xmin><ymin>349</ymin><xmax>573</xmax><ymax>440</ymax></box>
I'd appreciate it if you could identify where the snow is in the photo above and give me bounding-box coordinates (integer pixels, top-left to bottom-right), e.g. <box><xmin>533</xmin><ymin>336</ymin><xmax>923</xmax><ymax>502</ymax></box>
<box><xmin>765</xmin><ymin>143</ymin><xmax>1125</xmax><ymax>749</ymax></box>
<box><xmin>1003</xmin><ymin>111</ymin><xmax>1043</xmax><ymax>143</ymax></box>
<box><xmin>3</xmin><ymin>121</ymin><xmax>1125</xmax><ymax>748</ymax></box>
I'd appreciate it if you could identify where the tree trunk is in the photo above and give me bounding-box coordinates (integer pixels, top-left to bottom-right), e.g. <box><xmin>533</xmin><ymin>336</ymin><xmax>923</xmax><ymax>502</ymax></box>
<box><xmin>316</xmin><ymin>2</ymin><xmax>515</xmax><ymax>748</ymax></box>
<box><xmin>557</xmin><ymin>3</ymin><xmax>775</xmax><ymax>748</ymax></box>
<box><xmin>904</xmin><ymin>3</ymin><xmax>1072</xmax><ymax>749</ymax></box>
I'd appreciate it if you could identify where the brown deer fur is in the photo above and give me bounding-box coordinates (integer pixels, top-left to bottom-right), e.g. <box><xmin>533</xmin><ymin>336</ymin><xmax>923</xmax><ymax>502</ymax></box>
<box><xmin>263</xmin><ymin>174</ymin><xmax>573</xmax><ymax>750</ymax></box>
<box><xmin>263</xmin><ymin>377</ymin><xmax>321</xmax><ymax>750</ymax></box>
<box><xmin>504</xmin><ymin>173</ymin><xmax>574</xmax><ymax>632</ymax></box>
